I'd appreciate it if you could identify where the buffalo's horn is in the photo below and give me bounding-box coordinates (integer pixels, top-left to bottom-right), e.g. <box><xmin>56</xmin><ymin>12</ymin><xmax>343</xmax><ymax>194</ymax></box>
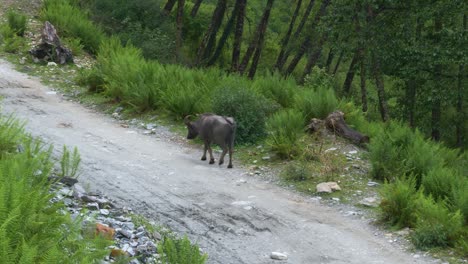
<box><xmin>184</xmin><ymin>115</ymin><xmax>192</xmax><ymax>125</ymax></box>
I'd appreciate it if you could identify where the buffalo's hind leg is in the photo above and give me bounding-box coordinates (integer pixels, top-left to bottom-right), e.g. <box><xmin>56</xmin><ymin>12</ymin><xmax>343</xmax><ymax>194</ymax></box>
<box><xmin>227</xmin><ymin>146</ymin><xmax>233</xmax><ymax>168</ymax></box>
<box><xmin>201</xmin><ymin>142</ymin><xmax>208</xmax><ymax>161</ymax></box>
<box><xmin>207</xmin><ymin>144</ymin><xmax>215</xmax><ymax>164</ymax></box>
<box><xmin>219</xmin><ymin>146</ymin><xmax>228</xmax><ymax>166</ymax></box>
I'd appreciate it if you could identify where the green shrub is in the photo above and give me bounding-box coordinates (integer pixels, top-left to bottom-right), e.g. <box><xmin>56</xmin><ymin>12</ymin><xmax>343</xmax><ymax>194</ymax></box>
<box><xmin>212</xmin><ymin>85</ymin><xmax>277</xmax><ymax>144</ymax></box>
<box><xmin>41</xmin><ymin>0</ymin><xmax>105</xmax><ymax>54</ymax></box>
<box><xmin>303</xmin><ymin>66</ymin><xmax>335</xmax><ymax>90</ymax></box>
<box><xmin>451</xmin><ymin>180</ymin><xmax>468</xmax><ymax>224</ymax></box>
<box><xmin>7</xmin><ymin>10</ymin><xmax>27</xmax><ymax>37</ymax></box>
<box><xmin>0</xmin><ymin>114</ymin><xmax>25</xmax><ymax>155</ymax></box>
<box><xmin>59</xmin><ymin>145</ymin><xmax>81</xmax><ymax>178</ymax></box>
<box><xmin>75</xmin><ymin>67</ymin><xmax>105</xmax><ymax>92</ymax></box>
<box><xmin>412</xmin><ymin>197</ymin><xmax>464</xmax><ymax>249</ymax></box>
<box><xmin>421</xmin><ymin>167</ymin><xmax>459</xmax><ymax>202</ymax></box>
<box><xmin>281</xmin><ymin>161</ymin><xmax>312</xmax><ymax>182</ymax></box>
<box><xmin>379</xmin><ymin>177</ymin><xmax>420</xmax><ymax>228</ymax></box>
<box><xmin>63</xmin><ymin>37</ymin><xmax>84</xmax><ymax>56</ymax></box>
<box><xmin>158</xmin><ymin>235</ymin><xmax>207</xmax><ymax>264</ymax></box>
<box><xmin>0</xmin><ymin>133</ymin><xmax>109</xmax><ymax>263</ymax></box>
<box><xmin>368</xmin><ymin>122</ymin><xmax>416</xmax><ymax>181</ymax></box>
<box><xmin>252</xmin><ymin>73</ymin><xmax>297</xmax><ymax>108</ymax></box>
<box><xmin>266</xmin><ymin>109</ymin><xmax>305</xmax><ymax>159</ymax></box>
<box><xmin>293</xmin><ymin>85</ymin><xmax>339</xmax><ymax>122</ymax></box>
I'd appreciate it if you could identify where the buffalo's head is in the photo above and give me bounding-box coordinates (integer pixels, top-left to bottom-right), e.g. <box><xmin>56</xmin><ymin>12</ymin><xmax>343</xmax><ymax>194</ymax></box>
<box><xmin>184</xmin><ymin>115</ymin><xmax>199</xmax><ymax>139</ymax></box>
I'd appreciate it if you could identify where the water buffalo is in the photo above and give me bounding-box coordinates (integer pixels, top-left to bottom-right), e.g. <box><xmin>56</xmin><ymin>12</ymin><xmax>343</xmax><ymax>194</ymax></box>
<box><xmin>184</xmin><ymin>113</ymin><xmax>236</xmax><ymax>168</ymax></box>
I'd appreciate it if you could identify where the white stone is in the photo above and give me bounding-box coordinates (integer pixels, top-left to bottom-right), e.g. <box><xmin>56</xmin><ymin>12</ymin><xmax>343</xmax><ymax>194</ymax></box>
<box><xmin>47</xmin><ymin>62</ymin><xmax>57</xmax><ymax>67</ymax></box>
<box><xmin>270</xmin><ymin>252</ymin><xmax>288</xmax><ymax>260</ymax></box>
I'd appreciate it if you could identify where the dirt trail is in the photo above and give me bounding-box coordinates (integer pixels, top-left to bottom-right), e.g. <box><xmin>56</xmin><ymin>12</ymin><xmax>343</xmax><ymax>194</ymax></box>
<box><xmin>0</xmin><ymin>59</ymin><xmax>437</xmax><ymax>264</ymax></box>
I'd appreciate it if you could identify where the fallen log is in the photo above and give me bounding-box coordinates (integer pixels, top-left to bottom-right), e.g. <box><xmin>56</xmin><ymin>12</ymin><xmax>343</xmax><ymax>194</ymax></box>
<box><xmin>325</xmin><ymin>111</ymin><xmax>369</xmax><ymax>144</ymax></box>
<box><xmin>306</xmin><ymin>111</ymin><xmax>369</xmax><ymax>145</ymax></box>
<box><xmin>29</xmin><ymin>21</ymin><xmax>73</xmax><ymax>64</ymax></box>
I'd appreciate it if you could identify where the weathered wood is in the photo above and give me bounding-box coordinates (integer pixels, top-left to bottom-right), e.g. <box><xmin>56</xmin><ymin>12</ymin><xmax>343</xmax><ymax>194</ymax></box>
<box><xmin>29</xmin><ymin>21</ymin><xmax>73</xmax><ymax>64</ymax></box>
<box><xmin>324</xmin><ymin>111</ymin><xmax>369</xmax><ymax>144</ymax></box>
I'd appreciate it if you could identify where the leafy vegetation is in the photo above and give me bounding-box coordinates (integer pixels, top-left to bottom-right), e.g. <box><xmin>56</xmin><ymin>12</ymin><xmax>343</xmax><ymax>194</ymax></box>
<box><xmin>0</xmin><ymin>112</ymin><xmax>110</xmax><ymax>263</ymax></box>
<box><xmin>1</xmin><ymin>0</ymin><xmax>465</xmax><ymax>256</ymax></box>
<box><xmin>158</xmin><ymin>235</ymin><xmax>207</xmax><ymax>264</ymax></box>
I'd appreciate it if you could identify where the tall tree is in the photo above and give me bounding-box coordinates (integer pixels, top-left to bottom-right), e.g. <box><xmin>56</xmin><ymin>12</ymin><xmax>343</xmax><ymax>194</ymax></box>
<box><xmin>455</xmin><ymin>14</ymin><xmax>466</xmax><ymax>147</ymax></box>
<box><xmin>195</xmin><ymin>0</ymin><xmax>227</xmax><ymax>65</ymax></box>
<box><xmin>190</xmin><ymin>0</ymin><xmax>204</xmax><ymax>17</ymax></box>
<box><xmin>372</xmin><ymin>51</ymin><xmax>389</xmax><ymax>122</ymax></box>
<box><xmin>276</xmin><ymin>0</ymin><xmax>315</xmax><ymax>71</ymax></box>
<box><xmin>274</xmin><ymin>0</ymin><xmax>303</xmax><ymax>70</ymax></box>
<box><xmin>238</xmin><ymin>0</ymin><xmax>275</xmax><ymax>75</ymax></box>
<box><xmin>207</xmin><ymin>1</ymin><xmax>242</xmax><ymax>66</ymax></box>
<box><xmin>230</xmin><ymin>0</ymin><xmax>247</xmax><ymax>72</ymax></box>
<box><xmin>431</xmin><ymin>16</ymin><xmax>443</xmax><ymax>141</ymax></box>
<box><xmin>360</xmin><ymin>54</ymin><xmax>368</xmax><ymax>112</ymax></box>
<box><xmin>342</xmin><ymin>50</ymin><xmax>359</xmax><ymax>95</ymax></box>
<box><xmin>175</xmin><ymin>0</ymin><xmax>185</xmax><ymax>61</ymax></box>
<box><xmin>164</xmin><ymin>0</ymin><xmax>177</xmax><ymax>14</ymax></box>
<box><xmin>284</xmin><ymin>0</ymin><xmax>330</xmax><ymax>75</ymax></box>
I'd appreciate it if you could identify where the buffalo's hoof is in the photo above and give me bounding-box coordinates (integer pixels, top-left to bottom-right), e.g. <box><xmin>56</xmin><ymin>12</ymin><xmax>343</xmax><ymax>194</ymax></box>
<box><xmin>201</xmin><ymin>156</ymin><xmax>207</xmax><ymax>161</ymax></box>
<box><xmin>219</xmin><ymin>160</ymin><xmax>224</xmax><ymax>165</ymax></box>
<box><xmin>227</xmin><ymin>164</ymin><xmax>233</xmax><ymax>169</ymax></box>
<box><xmin>209</xmin><ymin>159</ymin><xmax>215</xmax><ymax>164</ymax></box>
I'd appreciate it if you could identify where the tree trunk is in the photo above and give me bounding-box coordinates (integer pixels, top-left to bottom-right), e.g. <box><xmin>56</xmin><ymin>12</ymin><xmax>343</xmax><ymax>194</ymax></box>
<box><xmin>164</xmin><ymin>0</ymin><xmax>177</xmax><ymax>14</ymax></box>
<box><xmin>276</xmin><ymin>0</ymin><xmax>315</xmax><ymax>71</ymax></box>
<box><xmin>230</xmin><ymin>0</ymin><xmax>246</xmax><ymax>72</ymax></box>
<box><xmin>406</xmin><ymin>19</ymin><xmax>422</xmax><ymax>128</ymax></box>
<box><xmin>175</xmin><ymin>0</ymin><xmax>185</xmax><ymax>61</ymax></box>
<box><xmin>325</xmin><ymin>48</ymin><xmax>334</xmax><ymax>72</ymax></box>
<box><xmin>324</xmin><ymin>111</ymin><xmax>370</xmax><ymax>144</ymax></box>
<box><xmin>238</xmin><ymin>0</ymin><xmax>275</xmax><ymax>75</ymax></box>
<box><xmin>207</xmin><ymin>1</ymin><xmax>240</xmax><ymax>66</ymax></box>
<box><xmin>456</xmin><ymin>14</ymin><xmax>466</xmax><ymax>147</ymax></box>
<box><xmin>301</xmin><ymin>36</ymin><xmax>326</xmax><ymax>81</ymax></box>
<box><xmin>372</xmin><ymin>52</ymin><xmax>389</xmax><ymax>122</ymax></box>
<box><xmin>274</xmin><ymin>0</ymin><xmax>303</xmax><ymax>70</ymax></box>
<box><xmin>284</xmin><ymin>36</ymin><xmax>310</xmax><ymax>75</ymax></box>
<box><xmin>195</xmin><ymin>0</ymin><xmax>227</xmax><ymax>65</ymax></box>
<box><xmin>332</xmin><ymin>51</ymin><xmax>343</xmax><ymax>74</ymax></box>
<box><xmin>342</xmin><ymin>50</ymin><xmax>360</xmax><ymax>95</ymax></box>
<box><xmin>431</xmin><ymin>17</ymin><xmax>443</xmax><ymax>141</ymax></box>
<box><xmin>285</xmin><ymin>0</ymin><xmax>329</xmax><ymax>76</ymax></box>
<box><xmin>360</xmin><ymin>53</ymin><xmax>368</xmax><ymax>113</ymax></box>
<box><xmin>190</xmin><ymin>0</ymin><xmax>203</xmax><ymax>17</ymax></box>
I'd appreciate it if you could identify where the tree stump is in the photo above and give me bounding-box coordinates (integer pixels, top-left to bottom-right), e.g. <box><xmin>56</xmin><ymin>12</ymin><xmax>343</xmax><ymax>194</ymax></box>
<box><xmin>29</xmin><ymin>21</ymin><xmax>73</xmax><ymax>64</ymax></box>
<box><xmin>325</xmin><ymin>111</ymin><xmax>369</xmax><ymax>144</ymax></box>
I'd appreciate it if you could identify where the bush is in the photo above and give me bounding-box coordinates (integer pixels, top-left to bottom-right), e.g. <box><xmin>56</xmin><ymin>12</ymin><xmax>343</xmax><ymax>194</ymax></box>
<box><xmin>41</xmin><ymin>0</ymin><xmax>105</xmax><ymax>54</ymax></box>
<box><xmin>421</xmin><ymin>167</ymin><xmax>459</xmax><ymax>202</ymax></box>
<box><xmin>63</xmin><ymin>37</ymin><xmax>84</xmax><ymax>56</ymax></box>
<box><xmin>368</xmin><ymin>122</ymin><xmax>416</xmax><ymax>181</ymax></box>
<box><xmin>266</xmin><ymin>109</ymin><xmax>305</xmax><ymax>159</ymax></box>
<box><xmin>0</xmin><ymin>25</ymin><xmax>25</xmax><ymax>53</ymax></box>
<box><xmin>451</xmin><ymin>180</ymin><xmax>468</xmax><ymax>224</ymax></box>
<box><xmin>281</xmin><ymin>161</ymin><xmax>311</xmax><ymax>182</ymax></box>
<box><xmin>0</xmin><ymin>114</ymin><xmax>25</xmax><ymax>155</ymax></box>
<box><xmin>293</xmin><ymin>85</ymin><xmax>339</xmax><ymax>122</ymax></box>
<box><xmin>158</xmin><ymin>236</ymin><xmax>207</xmax><ymax>264</ymax></box>
<box><xmin>212</xmin><ymin>85</ymin><xmax>277</xmax><ymax>144</ymax></box>
<box><xmin>379</xmin><ymin>177</ymin><xmax>420</xmax><ymax>228</ymax></box>
<box><xmin>412</xmin><ymin>197</ymin><xmax>464</xmax><ymax>249</ymax></box>
<box><xmin>0</xmin><ymin>115</ymin><xmax>109</xmax><ymax>263</ymax></box>
<box><xmin>75</xmin><ymin>67</ymin><xmax>105</xmax><ymax>92</ymax></box>
<box><xmin>7</xmin><ymin>9</ymin><xmax>27</xmax><ymax>37</ymax></box>
<box><xmin>252</xmin><ymin>73</ymin><xmax>297</xmax><ymax>108</ymax></box>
